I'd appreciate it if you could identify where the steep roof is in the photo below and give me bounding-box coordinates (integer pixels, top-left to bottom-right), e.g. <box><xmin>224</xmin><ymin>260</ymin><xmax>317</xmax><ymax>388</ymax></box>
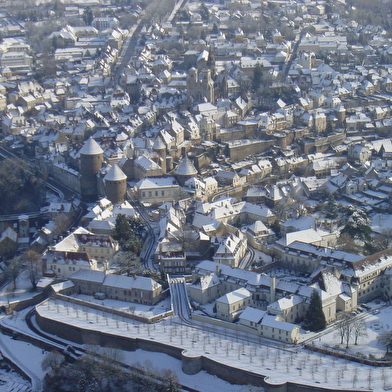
<box><xmin>153</xmin><ymin>135</ymin><xmax>166</xmax><ymax>150</ymax></box>
<box><xmin>79</xmin><ymin>137</ymin><xmax>103</xmax><ymax>156</ymax></box>
<box><xmin>104</xmin><ymin>164</ymin><xmax>127</xmax><ymax>182</ymax></box>
<box><xmin>175</xmin><ymin>156</ymin><xmax>198</xmax><ymax>176</ymax></box>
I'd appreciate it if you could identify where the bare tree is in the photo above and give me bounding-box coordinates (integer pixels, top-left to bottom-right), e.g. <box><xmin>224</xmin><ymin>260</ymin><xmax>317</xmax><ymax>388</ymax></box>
<box><xmin>352</xmin><ymin>317</ymin><xmax>368</xmax><ymax>345</ymax></box>
<box><xmin>373</xmin><ymin>228</ymin><xmax>392</xmax><ymax>250</ymax></box>
<box><xmin>41</xmin><ymin>350</ymin><xmax>65</xmax><ymax>371</ymax></box>
<box><xmin>6</xmin><ymin>257</ymin><xmax>23</xmax><ymax>290</ymax></box>
<box><xmin>116</xmin><ymin>251</ymin><xmax>143</xmax><ymax>277</ymax></box>
<box><xmin>161</xmin><ymin>369</ymin><xmax>179</xmax><ymax>392</ymax></box>
<box><xmin>53</xmin><ymin>213</ymin><xmax>72</xmax><ymax>237</ymax></box>
<box><xmin>378</xmin><ymin>331</ymin><xmax>392</xmax><ymax>355</ymax></box>
<box><xmin>22</xmin><ymin>249</ymin><xmax>42</xmax><ymax>289</ymax></box>
<box><xmin>334</xmin><ymin>313</ymin><xmax>353</xmax><ymax>347</ymax></box>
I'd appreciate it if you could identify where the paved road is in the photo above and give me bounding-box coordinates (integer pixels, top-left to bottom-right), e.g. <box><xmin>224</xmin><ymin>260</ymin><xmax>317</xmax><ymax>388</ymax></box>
<box><xmin>127</xmin><ymin>191</ymin><xmax>158</xmax><ymax>270</ymax></box>
<box><xmin>113</xmin><ymin>21</ymin><xmax>143</xmax><ymax>85</ymax></box>
<box><xmin>168</xmin><ymin>276</ymin><xmax>192</xmax><ymax>323</ymax></box>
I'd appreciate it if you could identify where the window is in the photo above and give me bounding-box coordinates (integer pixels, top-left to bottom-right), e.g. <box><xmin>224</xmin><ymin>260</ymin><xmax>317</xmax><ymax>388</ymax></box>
<box><xmin>155</xmin><ymin>191</ymin><xmax>158</xmax><ymax>196</ymax></box>
<box><xmin>161</xmin><ymin>191</ymin><xmax>164</xmax><ymax>196</ymax></box>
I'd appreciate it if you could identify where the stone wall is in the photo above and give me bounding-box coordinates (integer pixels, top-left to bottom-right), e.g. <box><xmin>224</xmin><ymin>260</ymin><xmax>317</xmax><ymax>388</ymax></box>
<box><xmin>227</xmin><ymin>139</ymin><xmax>275</xmax><ymax>161</ymax></box>
<box><xmin>3</xmin><ymin>291</ymin><xmax>46</xmax><ymax>314</ymax></box>
<box><xmin>191</xmin><ymin>313</ymin><xmax>259</xmax><ymax>336</ymax></box>
<box><xmin>53</xmin><ymin>293</ymin><xmax>173</xmax><ymax>323</ymax></box>
<box><xmin>35</xmin><ymin>308</ymin><xmax>370</xmax><ymax>392</ymax></box>
<box><xmin>305</xmin><ymin>343</ymin><xmax>392</xmax><ymax>367</ymax></box>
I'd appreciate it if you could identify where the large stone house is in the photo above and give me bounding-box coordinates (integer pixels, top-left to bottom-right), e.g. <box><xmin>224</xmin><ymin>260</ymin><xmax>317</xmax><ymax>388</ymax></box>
<box><xmin>43</xmin><ymin>227</ymin><xmax>119</xmax><ymax>279</ymax></box>
<box><xmin>216</xmin><ymin>287</ymin><xmax>252</xmax><ymax>322</ymax></box>
<box><xmin>70</xmin><ymin>269</ymin><xmax>163</xmax><ymax>305</ymax></box>
<box><xmin>213</xmin><ymin>231</ymin><xmax>247</xmax><ymax>268</ymax></box>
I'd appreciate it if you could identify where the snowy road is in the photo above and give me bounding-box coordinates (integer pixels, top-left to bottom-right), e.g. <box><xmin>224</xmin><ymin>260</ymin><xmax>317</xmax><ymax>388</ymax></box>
<box><xmin>169</xmin><ymin>277</ymin><xmax>192</xmax><ymax>323</ymax></box>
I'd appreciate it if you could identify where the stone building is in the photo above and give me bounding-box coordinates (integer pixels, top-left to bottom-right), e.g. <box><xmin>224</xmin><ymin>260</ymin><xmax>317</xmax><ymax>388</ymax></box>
<box><xmin>186</xmin><ymin>68</ymin><xmax>214</xmax><ymax>104</ymax></box>
<box><xmin>104</xmin><ymin>164</ymin><xmax>127</xmax><ymax>205</ymax></box>
<box><xmin>79</xmin><ymin>137</ymin><xmax>104</xmax><ymax>201</ymax></box>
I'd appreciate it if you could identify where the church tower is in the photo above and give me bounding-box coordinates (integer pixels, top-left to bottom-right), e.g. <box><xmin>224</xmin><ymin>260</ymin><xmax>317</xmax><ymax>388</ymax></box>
<box><xmin>201</xmin><ymin>69</ymin><xmax>214</xmax><ymax>103</ymax></box>
<box><xmin>207</xmin><ymin>46</ymin><xmax>216</xmax><ymax>79</ymax></box>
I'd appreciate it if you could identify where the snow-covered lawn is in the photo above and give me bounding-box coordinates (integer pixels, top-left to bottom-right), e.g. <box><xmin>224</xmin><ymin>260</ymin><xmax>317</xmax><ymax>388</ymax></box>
<box><xmin>317</xmin><ymin>303</ymin><xmax>392</xmax><ymax>359</ymax></box>
<box><xmin>123</xmin><ymin>349</ymin><xmax>261</xmax><ymax>392</ymax></box>
<box><xmin>75</xmin><ymin>293</ymin><xmax>172</xmax><ymax>318</ymax></box>
<box><xmin>0</xmin><ymin>269</ymin><xmax>36</xmax><ymax>306</ymax></box>
<box><xmin>33</xmin><ymin>298</ymin><xmax>392</xmax><ymax>391</ymax></box>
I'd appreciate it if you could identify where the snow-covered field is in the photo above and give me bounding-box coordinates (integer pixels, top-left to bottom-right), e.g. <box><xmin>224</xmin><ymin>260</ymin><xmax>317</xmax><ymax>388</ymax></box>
<box><xmin>0</xmin><ymin>363</ymin><xmax>32</xmax><ymax>392</ymax></box>
<box><xmin>1</xmin><ymin>272</ymin><xmax>392</xmax><ymax>391</ymax></box>
<box><xmin>0</xmin><ymin>269</ymin><xmax>36</xmax><ymax>306</ymax></box>
<box><xmin>31</xmin><ymin>298</ymin><xmax>392</xmax><ymax>391</ymax></box>
<box><xmin>318</xmin><ymin>303</ymin><xmax>392</xmax><ymax>359</ymax></box>
<box><xmin>76</xmin><ymin>293</ymin><xmax>172</xmax><ymax>317</ymax></box>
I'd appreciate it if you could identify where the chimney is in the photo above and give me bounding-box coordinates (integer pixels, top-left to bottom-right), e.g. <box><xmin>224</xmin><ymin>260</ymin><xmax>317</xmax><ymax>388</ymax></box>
<box><xmin>270</xmin><ymin>275</ymin><xmax>276</xmax><ymax>303</ymax></box>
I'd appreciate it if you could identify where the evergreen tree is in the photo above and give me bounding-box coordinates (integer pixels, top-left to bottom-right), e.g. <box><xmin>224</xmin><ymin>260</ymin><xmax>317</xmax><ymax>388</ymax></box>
<box><xmin>252</xmin><ymin>64</ymin><xmax>263</xmax><ymax>91</ymax></box>
<box><xmin>199</xmin><ymin>3</ymin><xmax>210</xmax><ymax>21</ymax></box>
<box><xmin>83</xmin><ymin>7</ymin><xmax>94</xmax><ymax>26</ymax></box>
<box><xmin>112</xmin><ymin>214</ymin><xmax>144</xmax><ymax>254</ymax></box>
<box><xmin>340</xmin><ymin>207</ymin><xmax>372</xmax><ymax>242</ymax></box>
<box><xmin>303</xmin><ymin>290</ymin><xmax>326</xmax><ymax>332</ymax></box>
<box><xmin>325</xmin><ymin>194</ymin><xmax>337</xmax><ymax>219</ymax></box>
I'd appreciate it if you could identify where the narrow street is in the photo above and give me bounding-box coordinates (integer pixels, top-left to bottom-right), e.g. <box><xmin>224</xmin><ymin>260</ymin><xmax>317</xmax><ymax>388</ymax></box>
<box><xmin>168</xmin><ymin>276</ymin><xmax>192</xmax><ymax>324</ymax></box>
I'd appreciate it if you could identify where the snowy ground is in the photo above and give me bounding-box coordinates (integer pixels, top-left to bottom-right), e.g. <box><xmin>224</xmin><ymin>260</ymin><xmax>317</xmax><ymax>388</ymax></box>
<box><xmin>317</xmin><ymin>302</ymin><xmax>392</xmax><ymax>359</ymax></box>
<box><xmin>123</xmin><ymin>349</ymin><xmax>260</xmax><ymax>392</ymax></box>
<box><xmin>0</xmin><ymin>269</ymin><xmax>36</xmax><ymax>307</ymax></box>
<box><xmin>0</xmin><ymin>307</ymin><xmax>260</xmax><ymax>392</ymax></box>
<box><xmin>0</xmin><ymin>326</ymin><xmax>45</xmax><ymax>392</ymax></box>
<box><xmin>0</xmin><ymin>362</ymin><xmax>32</xmax><ymax>392</ymax></box>
<box><xmin>31</xmin><ymin>298</ymin><xmax>392</xmax><ymax>391</ymax></box>
<box><xmin>252</xmin><ymin>249</ymin><xmax>273</xmax><ymax>265</ymax></box>
<box><xmin>2</xmin><ymin>272</ymin><xmax>392</xmax><ymax>391</ymax></box>
<box><xmin>75</xmin><ymin>294</ymin><xmax>172</xmax><ymax>318</ymax></box>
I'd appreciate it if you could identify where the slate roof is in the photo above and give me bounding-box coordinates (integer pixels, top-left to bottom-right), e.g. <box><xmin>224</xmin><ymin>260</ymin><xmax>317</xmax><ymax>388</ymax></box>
<box><xmin>79</xmin><ymin>137</ymin><xmax>103</xmax><ymax>156</ymax></box>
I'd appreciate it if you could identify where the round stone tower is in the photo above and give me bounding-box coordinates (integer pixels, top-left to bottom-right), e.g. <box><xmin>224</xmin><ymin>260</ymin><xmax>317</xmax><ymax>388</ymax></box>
<box><xmin>104</xmin><ymin>163</ymin><xmax>127</xmax><ymax>205</ymax></box>
<box><xmin>175</xmin><ymin>155</ymin><xmax>198</xmax><ymax>186</ymax></box>
<box><xmin>79</xmin><ymin>137</ymin><xmax>104</xmax><ymax>201</ymax></box>
<box><xmin>153</xmin><ymin>135</ymin><xmax>167</xmax><ymax>174</ymax></box>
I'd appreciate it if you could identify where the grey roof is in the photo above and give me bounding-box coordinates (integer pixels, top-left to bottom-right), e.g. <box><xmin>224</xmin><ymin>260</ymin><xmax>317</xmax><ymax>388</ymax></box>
<box><xmin>153</xmin><ymin>136</ymin><xmax>166</xmax><ymax>150</ymax></box>
<box><xmin>175</xmin><ymin>156</ymin><xmax>197</xmax><ymax>176</ymax></box>
<box><xmin>104</xmin><ymin>164</ymin><xmax>127</xmax><ymax>182</ymax></box>
<box><xmin>79</xmin><ymin>137</ymin><xmax>104</xmax><ymax>156</ymax></box>
<box><xmin>70</xmin><ymin>269</ymin><xmax>105</xmax><ymax>283</ymax></box>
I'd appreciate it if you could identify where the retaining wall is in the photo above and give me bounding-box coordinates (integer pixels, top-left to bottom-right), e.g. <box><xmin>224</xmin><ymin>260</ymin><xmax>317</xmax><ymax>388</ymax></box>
<box><xmin>35</xmin><ymin>308</ymin><xmax>370</xmax><ymax>392</ymax></box>
<box><xmin>53</xmin><ymin>293</ymin><xmax>173</xmax><ymax>323</ymax></box>
<box><xmin>305</xmin><ymin>343</ymin><xmax>392</xmax><ymax>367</ymax></box>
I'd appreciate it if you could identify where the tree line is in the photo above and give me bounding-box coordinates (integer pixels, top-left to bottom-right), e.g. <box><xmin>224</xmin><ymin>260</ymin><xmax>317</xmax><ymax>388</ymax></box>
<box><xmin>42</xmin><ymin>347</ymin><xmax>180</xmax><ymax>392</ymax></box>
